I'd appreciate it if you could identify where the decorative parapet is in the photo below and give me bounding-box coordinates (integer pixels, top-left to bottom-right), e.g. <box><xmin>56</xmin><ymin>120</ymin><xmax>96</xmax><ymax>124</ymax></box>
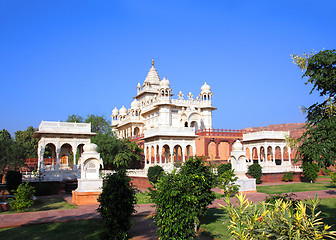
<box><xmin>195</xmin><ymin>128</ymin><xmax>244</xmax><ymax>137</ymax></box>
<box><xmin>37</xmin><ymin>121</ymin><xmax>93</xmax><ymax>135</ymax></box>
<box><xmin>243</xmin><ymin>131</ymin><xmax>289</xmax><ymax>141</ymax></box>
<box><xmin>130</xmin><ymin>134</ymin><xmax>144</xmax><ymax>142</ymax></box>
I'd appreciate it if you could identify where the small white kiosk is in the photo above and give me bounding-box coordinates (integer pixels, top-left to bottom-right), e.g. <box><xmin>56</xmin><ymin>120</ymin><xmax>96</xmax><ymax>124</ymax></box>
<box><xmin>229</xmin><ymin>140</ymin><xmax>256</xmax><ymax>192</ymax></box>
<box><xmin>72</xmin><ymin>143</ymin><xmax>104</xmax><ymax>205</ymax></box>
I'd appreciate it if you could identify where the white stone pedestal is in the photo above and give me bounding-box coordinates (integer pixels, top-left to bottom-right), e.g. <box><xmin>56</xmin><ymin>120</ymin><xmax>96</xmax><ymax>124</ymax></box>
<box><xmin>235</xmin><ymin>178</ymin><xmax>256</xmax><ymax>192</ymax></box>
<box><xmin>76</xmin><ymin>179</ymin><xmax>103</xmax><ymax>192</ymax></box>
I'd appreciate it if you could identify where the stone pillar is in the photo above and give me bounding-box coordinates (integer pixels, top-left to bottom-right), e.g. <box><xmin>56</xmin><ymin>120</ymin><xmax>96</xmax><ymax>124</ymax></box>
<box><xmin>148</xmin><ymin>145</ymin><xmax>152</xmax><ymax>166</ymax></box>
<box><xmin>272</xmin><ymin>146</ymin><xmax>275</xmax><ymax>162</ymax></box>
<box><xmin>257</xmin><ymin>148</ymin><xmax>260</xmax><ymax>163</ymax></box>
<box><xmin>215</xmin><ymin>141</ymin><xmax>220</xmax><ymax>159</ymax></box>
<box><xmin>249</xmin><ymin>148</ymin><xmax>253</xmax><ymax>162</ymax></box>
<box><xmin>159</xmin><ymin>146</ymin><xmax>163</xmax><ymax>165</ymax></box>
<box><xmin>73</xmin><ymin>146</ymin><xmax>77</xmax><ymax>170</ymax></box>
<box><xmin>288</xmin><ymin>147</ymin><xmax>291</xmax><ymax>165</ymax></box>
<box><xmin>38</xmin><ymin>144</ymin><xmax>45</xmax><ymax>171</ymax></box>
<box><xmin>281</xmin><ymin>147</ymin><xmax>284</xmax><ymax>165</ymax></box>
<box><xmin>56</xmin><ymin>148</ymin><xmax>61</xmax><ymax>171</ymax></box>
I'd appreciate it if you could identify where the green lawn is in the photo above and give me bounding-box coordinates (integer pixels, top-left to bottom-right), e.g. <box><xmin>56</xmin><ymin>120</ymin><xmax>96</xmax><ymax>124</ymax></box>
<box><xmin>1</xmin><ymin>197</ymin><xmax>77</xmax><ymax>214</ymax></box>
<box><xmin>1</xmin><ymin>197</ymin><xmax>336</xmax><ymax>239</ymax></box>
<box><xmin>257</xmin><ymin>182</ymin><xmax>335</xmax><ymax>194</ymax></box>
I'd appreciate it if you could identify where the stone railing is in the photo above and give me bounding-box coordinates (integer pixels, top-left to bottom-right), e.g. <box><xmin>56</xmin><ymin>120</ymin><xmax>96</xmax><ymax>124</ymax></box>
<box><xmin>243</xmin><ymin>131</ymin><xmax>289</xmax><ymax>141</ymax></box>
<box><xmin>38</xmin><ymin>121</ymin><xmax>92</xmax><ymax>134</ymax></box>
<box><xmin>195</xmin><ymin>128</ymin><xmax>244</xmax><ymax>137</ymax></box>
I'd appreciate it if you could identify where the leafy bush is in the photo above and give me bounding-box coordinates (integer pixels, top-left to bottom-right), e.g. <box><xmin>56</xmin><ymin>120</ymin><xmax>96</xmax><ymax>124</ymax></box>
<box><xmin>247</xmin><ymin>163</ymin><xmax>262</xmax><ymax>184</ymax></box>
<box><xmin>97</xmin><ymin>170</ymin><xmax>137</xmax><ymax>240</ymax></box>
<box><xmin>330</xmin><ymin>171</ymin><xmax>336</xmax><ymax>187</ymax></box>
<box><xmin>150</xmin><ymin>156</ymin><xmax>216</xmax><ymax>239</ymax></box>
<box><xmin>223</xmin><ymin>193</ymin><xmax>336</xmax><ymax>240</ymax></box>
<box><xmin>5</xmin><ymin>171</ymin><xmax>22</xmax><ymax>193</ymax></box>
<box><xmin>218</xmin><ymin>169</ymin><xmax>239</xmax><ymax>196</ymax></box>
<box><xmin>302</xmin><ymin>161</ymin><xmax>320</xmax><ymax>182</ymax></box>
<box><xmin>9</xmin><ymin>182</ymin><xmax>35</xmax><ymax>212</ymax></box>
<box><xmin>147</xmin><ymin>165</ymin><xmax>164</xmax><ymax>184</ymax></box>
<box><xmin>282</xmin><ymin>171</ymin><xmax>294</xmax><ymax>182</ymax></box>
<box><xmin>217</xmin><ymin>163</ymin><xmax>232</xmax><ymax>176</ymax></box>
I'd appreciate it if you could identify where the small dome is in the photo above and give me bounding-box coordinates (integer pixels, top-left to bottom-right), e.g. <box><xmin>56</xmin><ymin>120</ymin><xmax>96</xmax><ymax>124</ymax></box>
<box><xmin>144</xmin><ymin>60</ymin><xmax>160</xmax><ymax>85</ymax></box>
<box><xmin>131</xmin><ymin>99</ymin><xmax>140</xmax><ymax>109</ymax></box>
<box><xmin>201</xmin><ymin>81</ymin><xmax>211</xmax><ymax>92</ymax></box>
<box><xmin>112</xmin><ymin>107</ymin><xmax>119</xmax><ymax>116</ymax></box>
<box><xmin>137</xmin><ymin>82</ymin><xmax>141</xmax><ymax>88</ymax></box>
<box><xmin>160</xmin><ymin>77</ymin><xmax>170</xmax><ymax>88</ymax></box>
<box><xmin>83</xmin><ymin>143</ymin><xmax>98</xmax><ymax>153</ymax></box>
<box><xmin>232</xmin><ymin>140</ymin><xmax>243</xmax><ymax>151</ymax></box>
<box><xmin>119</xmin><ymin>106</ymin><xmax>127</xmax><ymax>115</ymax></box>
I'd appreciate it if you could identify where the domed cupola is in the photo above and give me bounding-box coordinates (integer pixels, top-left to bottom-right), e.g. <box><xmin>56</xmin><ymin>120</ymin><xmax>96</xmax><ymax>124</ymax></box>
<box><xmin>160</xmin><ymin>76</ymin><xmax>170</xmax><ymax>88</ymax></box>
<box><xmin>131</xmin><ymin>99</ymin><xmax>140</xmax><ymax>109</ymax></box>
<box><xmin>232</xmin><ymin>140</ymin><xmax>243</xmax><ymax>151</ymax></box>
<box><xmin>119</xmin><ymin>106</ymin><xmax>127</xmax><ymax>116</ymax></box>
<box><xmin>200</xmin><ymin>81</ymin><xmax>213</xmax><ymax>101</ymax></box>
<box><xmin>201</xmin><ymin>81</ymin><xmax>211</xmax><ymax>93</ymax></box>
<box><xmin>112</xmin><ymin>107</ymin><xmax>119</xmax><ymax>116</ymax></box>
<box><xmin>83</xmin><ymin>143</ymin><xmax>99</xmax><ymax>153</ymax></box>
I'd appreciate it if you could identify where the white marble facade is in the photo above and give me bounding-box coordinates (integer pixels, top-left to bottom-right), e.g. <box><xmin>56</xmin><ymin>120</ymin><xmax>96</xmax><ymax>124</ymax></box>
<box><xmin>111</xmin><ymin>60</ymin><xmax>216</xmax><ymax>169</ymax></box>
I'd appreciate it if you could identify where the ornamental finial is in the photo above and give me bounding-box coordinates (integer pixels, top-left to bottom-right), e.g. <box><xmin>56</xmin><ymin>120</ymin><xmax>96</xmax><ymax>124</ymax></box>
<box><xmin>152</xmin><ymin>59</ymin><xmax>154</xmax><ymax>67</ymax></box>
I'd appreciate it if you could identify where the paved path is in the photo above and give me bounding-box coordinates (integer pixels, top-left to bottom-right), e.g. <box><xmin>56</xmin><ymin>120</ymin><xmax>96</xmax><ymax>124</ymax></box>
<box><xmin>1</xmin><ymin>189</ymin><xmax>336</xmax><ymax>239</ymax></box>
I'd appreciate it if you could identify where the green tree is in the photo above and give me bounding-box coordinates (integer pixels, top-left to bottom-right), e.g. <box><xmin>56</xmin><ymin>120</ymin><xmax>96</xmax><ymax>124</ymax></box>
<box><xmin>66</xmin><ymin>115</ymin><xmax>84</xmax><ymax>123</ymax></box>
<box><xmin>0</xmin><ymin>129</ymin><xmax>25</xmax><ymax>176</ymax></box>
<box><xmin>91</xmin><ymin>130</ymin><xmax>142</xmax><ymax>169</ymax></box>
<box><xmin>292</xmin><ymin>49</ymin><xmax>336</xmax><ymax>168</ymax></box>
<box><xmin>14</xmin><ymin>126</ymin><xmax>38</xmax><ymax>159</ymax></box>
<box><xmin>85</xmin><ymin>114</ymin><xmax>111</xmax><ymax>134</ymax></box>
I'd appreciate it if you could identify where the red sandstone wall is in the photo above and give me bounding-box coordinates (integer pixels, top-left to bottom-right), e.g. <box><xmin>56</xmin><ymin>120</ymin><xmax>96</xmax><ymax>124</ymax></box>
<box><xmin>131</xmin><ymin>176</ymin><xmax>153</xmax><ymax>190</ymax></box>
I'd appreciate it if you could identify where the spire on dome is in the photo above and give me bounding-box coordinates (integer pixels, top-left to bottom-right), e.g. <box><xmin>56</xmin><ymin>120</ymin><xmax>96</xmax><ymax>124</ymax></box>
<box><xmin>143</xmin><ymin>59</ymin><xmax>161</xmax><ymax>86</ymax></box>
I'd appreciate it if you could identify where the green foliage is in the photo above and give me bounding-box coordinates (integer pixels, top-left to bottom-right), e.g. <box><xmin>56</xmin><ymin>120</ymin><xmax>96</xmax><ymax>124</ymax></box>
<box><xmin>330</xmin><ymin>171</ymin><xmax>336</xmax><ymax>187</ymax></box>
<box><xmin>247</xmin><ymin>163</ymin><xmax>262</xmax><ymax>184</ymax></box>
<box><xmin>147</xmin><ymin>165</ymin><xmax>164</xmax><ymax>184</ymax></box>
<box><xmin>217</xmin><ymin>163</ymin><xmax>232</xmax><ymax>176</ymax></box>
<box><xmin>295</xmin><ymin>50</ymin><xmax>336</xmax><ymax>168</ymax></box>
<box><xmin>85</xmin><ymin>114</ymin><xmax>111</xmax><ymax>134</ymax></box>
<box><xmin>14</xmin><ymin>126</ymin><xmax>39</xmax><ymax>159</ymax></box>
<box><xmin>0</xmin><ymin>129</ymin><xmax>25</xmax><ymax>175</ymax></box>
<box><xmin>150</xmin><ymin>157</ymin><xmax>216</xmax><ymax>239</ymax></box>
<box><xmin>97</xmin><ymin>170</ymin><xmax>137</xmax><ymax>240</ymax></box>
<box><xmin>218</xmin><ymin>169</ymin><xmax>238</xmax><ymax>196</ymax></box>
<box><xmin>9</xmin><ymin>182</ymin><xmax>35</xmax><ymax>212</ymax></box>
<box><xmin>91</xmin><ymin>130</ymin><xmax>142</xmax><ymax>169</ymax></box>
<box><xmin>222</xmin><ymin>193</ymin><xmax>336</xmax><ymax>240</ymax></box>
<box><xmin>66</xmin><ymin>115</ymin><xmax>84</xmax><ymax>123</ymax></box>
<box><xmin>282</xmin><ymin>171</ymin><xmax>294</xmax><ymax>182</ymax></box>
<box><xmin>302</xmin><ymin>161</ymin><xmax>320</xmax><ymax>182</ymax></box>
<box><xmin>5</xmin><ymin>170</ymin><xmax>22</xmax><ymax>193</ymax></box>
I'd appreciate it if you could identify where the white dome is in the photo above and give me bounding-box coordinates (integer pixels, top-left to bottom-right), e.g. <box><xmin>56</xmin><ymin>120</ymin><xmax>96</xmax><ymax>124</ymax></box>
<box><xmin>201</xmin><ymin>81</ymin><xmax>211</xmax><ymax>92</ymax></box>
<box><xmin>137</xmin><ymin>82</ymin><xmax>141</xmax><ymax>88</ymax></box>
<box><xmin>119</xmin><ymin>106</ymin><xmax>127</xmax><ymax>115</ymax></box>
<box><xmin>131</xmin><ymin>99</ymin><xmax>140</xmax><ymax>109</ymax></box>
<box><xmin>83</xmin><ymin>143</ymin><xmax>98</xmax><ymax>153</ymax></box>
<box><xmin>160</xmin><ymin>77</ymin><xmax>170</xmax><ymax>88</ymax></box>
<box><xmin>112</xmin><ymin>107</ymin><xmax>119</xmax><ymax>116</ymax></box>
<box><xmin>232</xmin><ymin>140</ymin><xmax>243</xmax><ymax>151</ymax></box>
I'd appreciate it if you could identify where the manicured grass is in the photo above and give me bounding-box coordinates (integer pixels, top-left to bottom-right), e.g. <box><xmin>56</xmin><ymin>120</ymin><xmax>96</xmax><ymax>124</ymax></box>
<box><xmin>257</xmin><ymin>182</ymin><xmax>335</xmax><ymax>194</ymax></box>
<box><xmin>199</xmin><ymin>208</ymin><xmax>230</xmax><ymax>240</ymax></box>
<box><xmin>1</xmin><ymin>197</ymin><xmax>77</xmax><ymax>214</ymax></box>
<box><xmin>0</xmin><ymin>219</ymin><xmax>104</xmax><ymax>240</ymax></box>
<box><xmin>136</xmin><ymin>191</ymin><xmax>152</xmax><ymax>204</ymax></box>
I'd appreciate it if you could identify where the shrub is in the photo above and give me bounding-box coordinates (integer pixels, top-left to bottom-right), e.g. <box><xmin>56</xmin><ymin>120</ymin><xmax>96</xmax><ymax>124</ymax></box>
<box><xmin>217</xmin><ymin>163</ymin><xmax>232</xmax><ymax>176</ymax></box>
<box><xmin>218</xmin><ymin>169</ymin><xmax>239</xmax><ymax>196</ymax></box>
<box><xmin>247</xmin><ymin>163</ymin><xmax>262</xmax><ymax>184</ymax></box>
<box><xmin>222</xmin><ymin>193</ymin><xmax>336</xmax><ymax>240</ymax></box>
<box><xmin>265</xmin><ymin>193</ymin><xmax>299</xmax><ymax>207</ymax></box>
<box><xmin>147</xmin><ymin>165</ymin><xmax>164</xmax><ymax>184</ymax></box>
<box><xmin>330</xmin><ymin>171</ymin><xmax>336</xmax><ymax>187</ymax></box>
<box><xmin>97</xmin><ymin>170</ymin><xmax>137</xmax><ymax>240</ymax></box>
<box><xmin>282</xmin><ymin>171</ymin><xmax>294</xmax><ymax>182</ymax></box>
<box><xmin>150</xmin><ymin>156</ymin><xmax>216</xmax><ymax>239</ymax></box>
<box><xmin>301</xmin><ymin>161</ymin><xmax>320</xmax><ymax>182</ymax></box>
<box><xmin>5</xmin><ymin>171</ymin><xmax>22</xmax><ymax>193</ymax></box>
<box><xmin>9</xmin><ymin>182</ymin><xmax>35</xmax><ymax>212</ymax></box>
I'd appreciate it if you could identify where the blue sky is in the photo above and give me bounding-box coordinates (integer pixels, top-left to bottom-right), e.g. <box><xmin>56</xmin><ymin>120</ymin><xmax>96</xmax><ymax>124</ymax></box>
<box><xmin>1</xmin><ymin>0</ymin><xmax>335</xmax><ymax>136</ymax></box>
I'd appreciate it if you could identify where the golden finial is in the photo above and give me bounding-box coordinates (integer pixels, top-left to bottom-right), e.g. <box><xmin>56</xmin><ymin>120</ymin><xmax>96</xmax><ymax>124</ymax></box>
<box><xmin>152</xmin><ymin>59</ymin><xmax>154</xmax><ymax>67</ymax></box>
